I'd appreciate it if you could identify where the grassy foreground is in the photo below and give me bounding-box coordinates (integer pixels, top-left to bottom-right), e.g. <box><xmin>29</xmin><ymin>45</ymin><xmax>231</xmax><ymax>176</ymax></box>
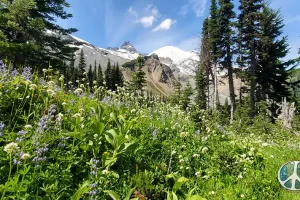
<box><xmin>0</xmin><ymin>64</ymin><xmax>300</xmax><ymax>199</ymax></box>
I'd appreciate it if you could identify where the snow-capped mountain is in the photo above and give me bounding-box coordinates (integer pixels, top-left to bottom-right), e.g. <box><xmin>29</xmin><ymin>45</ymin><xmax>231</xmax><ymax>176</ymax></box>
<box><xmin>104</xmin><ymin>42</ymin><xmax>140</xmax><ymax>60</ymax></box>
<box><xmin>150</xmin><ymin>46</ymin><xmax>199</xmax><ymax>76</ymax></box>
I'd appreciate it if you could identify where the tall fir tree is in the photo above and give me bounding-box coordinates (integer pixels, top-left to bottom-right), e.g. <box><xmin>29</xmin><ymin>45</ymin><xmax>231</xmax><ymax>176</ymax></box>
<box><xmin>195</xmin><ymin>19</ymin><xmax>210</xmax><ymax>110</ymax></box>
<box><xmin>129</xmin><ymin>56</ymin><xmax>147</xmax><ymax>95</ymax></box>
<box><xmin>238</xmin><ymin>0</ymin><xmax>263</xmax><ymax>117</ymax></box>
<box><xmin>88</xmin><ymin>64</ymin><xmax>93</xmax><ymax>90</ymax></box>
<box><xmin>78</xmin><ymin>49</ymin><xmax>86</xmax><ymax>80</ymax></box>
<box><xmin>218</xmin><ymin>0</ymin><xmax>236</xmax><ymax>121</ymax></box>
<box><xmin>97</xmin><ymin>63</ymin><xmax>104</xmax><ymax>87</ymax></box>
<box><xmin>0</xmin><ymin>0</ymin><xmax>78</xmax><ymax>67</ymax></box>
<box><xmin>182</xmin><ymin>81</ymin><xmax>193</xmax><ymax>110</ymax></box>
<box><xmin>114</xmin><ymin>63</ymin><xmax>124</xmax><ymax>88</ymax></box>
<box><xmin>105</xmin><ymin>59</ymin><xmax>112</xmax><ymax>90</ymax></box>
<box><xmin>208</xmin><ymin>0</ymin><xmax>221</xmax><ymax>109</ymax></box>
<box><xmin>256</xmin><ymin>5</ymin><xmax>292</xmax><ymax>102</ymax></box>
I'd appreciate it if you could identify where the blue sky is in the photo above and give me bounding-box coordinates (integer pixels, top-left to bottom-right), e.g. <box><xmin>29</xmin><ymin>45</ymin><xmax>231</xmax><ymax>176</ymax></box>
<box><xmin>59</xmin><ymin>0</ymin><xmax>299</xmax><ymax>58</ymax></box>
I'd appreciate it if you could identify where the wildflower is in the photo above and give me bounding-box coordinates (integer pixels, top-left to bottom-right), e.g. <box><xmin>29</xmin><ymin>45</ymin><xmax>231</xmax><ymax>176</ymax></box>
<box><xmin>195</xmin><ymin>130</ymin><xmax>200</xmax><ymax>135</ymax></box>
<box><xmin>72</xmin><ymin>113</ymin><xmax>81</xmax><ymax>118</ymax></box>
<box><xmin>186</xmin><ymin>167</ymin><xmax>190</xmax><ymax>170</ymax></box>
<box><xmin>59</xmin><ymin>75</ymin><xmax>64</xmax><ymax>81</ymax></box>
<box><xmin>0</xmin><ymin>122</ymin><xmax>5</xmax><ymax>136</ymax></box>
<box><xmin>93</xmin><ymin>80</ymin><xmax>97</xmax><ymax>84</ymax></box>
<box><xmin>210</xmin><ymin>191</ymin><xmax>215</xmax><ymax>195</ymax></box>
<box><xmin>42</xmin><ymin>69</ymin><xmax>47</xmax><ymax>73</ymax></box>
<box><xmin>13</xmin><ymin>159</ymin><xmax>21</xmax><ymax>165</ymax></box>
<box><xmin>21</xmin><ymin>153</ymin><xmax>30</xmax><ymax>160</ymax></box>
<box><xmin>22</xmin><ymin>67</ymin><xmax>32</xmax><ymax>80</ymax></box>
<box><xmin>202</xmin><ymin>147</ymin><xmax>208</xmax><ymax>153</ymax></box>
<box><xmin>83</xmin><ymin>72</ymin><xmax>87</xmax><ymax>75</ymax></box>
<box><xmin>24</xmin><ymin>125</ymin><xmax>33</xmax><ymax>129</ymax></box>
<box><xmin>152</xmin><ymin>129</ymin><xmax>158</xmax><ymax>137</ymax></box>
<box><xmin>238</xmin><ymin>174</ymin><xmax>243</xmax><ymax>179</ymax></box>
<box><xmin>62</xmin><ymin>102</ymin><xmax>67</xmax><ymax>106</ymax></box>
<box><xmin>29</xmin><ymin>84</ymin><xmax>37</xmax><ymax>90</ymax></box>
<box><xmin>80</xmin><ymin>84</ymin><xmax>84</xmax><ymax>88</ymax></box>
<box><xmin>82</xmin><ymin>78</ymin><xmax>86</xmax><ymax>81</ymax></box>
<box><xmin>262</xmin><ymin>142</ymin><xmax>268</xmax><ymax>147</ymax></box>
<box><xmin>180</xmin><ymin>166</ymin><xmax>184</xmax><ymax>169</ymax></box>
<box><xmin>250</xmin><ymin>147</ymin><xmax>255</xmax><ymax>151</ymax></box>
<box><xmin>195</xmin><ymin>172</ymin><xmax>201</xmax><ymax>177</ymax></box>
<box><xmin>240</xmin><ymin>194</ymin><xmax>245</xmax><ymax>198</ymax></box>
<box><xmin>240</xmin><ymin>154</ymin><xmax>247</xmax><ymax>158</ymax></box>
<box><xmin>74</xmin><ymin>88</ymin><xmax>83</xmax><ymax>94</ymax></box>
<box><xmin>90</xmin><ymin>183</ymin><xmax>97</xmax><ymax>188</ymax></box>
<box><xmin>178</xmin><ymin>155</ymin><xmax>183</xmax><ymax>159</ymax></box>
<box><xmin>76</xmin><ymin>80</ymin><xmax>79</xmax><ymax>83</ymax></box>
<box><xmin>179</xmin><ymin>159</ymin><xmax>184</xmax><ymax>163</ymax></box>
<box><xmin>193</xmin><ymin>154</ymin><xmax>199</xmax><ymax>158</ymax></box>
<box><xmin>171</xmin><ymin>150</ymin><xmax>176</xmax><ymax>155</ymax></box>
<box><xmin>89</xmin><ymin>190</ymin><xmax>98</xmax><ymax>196</ymax></box>
<box><xmin>4</xmin><ymin>142</ymin><xmax>19</xmax><ymax>154</ymax></box>
<box><xmin>270</xmin><ymin>155</ymin><xmax>274</xmax><ymax>158</ymax></box>
<box><xmin>18</xmin><ymin>130</ymin><xmax>27</xmax><ymax>135</ymax></box>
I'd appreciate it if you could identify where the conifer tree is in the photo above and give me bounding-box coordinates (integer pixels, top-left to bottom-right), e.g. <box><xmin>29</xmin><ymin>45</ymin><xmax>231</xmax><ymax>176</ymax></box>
<box><xmin>92</xmin><ymin>60</ymin><xmax>97</xmax><ymax>84</ymax></box>
<box><xmin>88</xmin><ymin>64</ymin><xmax>93</xmax><ymax>89</ymax></box>
<box><xmin>182</xmin><ymin>81</ymin><xmax>193</xmax><ymax>110</ymax></box>
<box><xmin>78</xmin><ymin>49</ymin><xmax>86</xmax><ymax>80</ymax></box>
<box><xmin>0</xmin><ymin>0</ymin><xmax>78</xmax><ymax>67</ymax></box>
<box><xmin>238</xmin><ymin>0</ymin><xmax>263</xmax><ymax>117</ymax></box>
<box><xmin>111</xmin><ymin>64</ymin><xmax>117</xmax><ymax>91</ymax></box>
<box><xmin>256</xmin><ymin>5</ymin><xmax>292</xmax><ymax>102</ymax></box>
<box><xmin>208</xmin><ymin>0</ymin><xmax>221</xmax><ymax>109</ymax></box>
<box><xmin>114</xmin><ymin>63</ymin><xmax>124</xmax><ymax>88</ymax></box>
<box><xmin>97</xmin><ymin>63</ymin><xmax>104</xmax><ymax>87</ymax></box>
<box><xmin>105</xmin><ymin>59</ymin><xmax>112</xmax><ymax>89</ymax></box>
<box><xmin>218</xmin><ymin>0</ymin><xmax>236</xmax><ymax>121</ymax></box>
<box><xmin>129</xmin><ymin>56</ymin><xmax>146</xmax><ymax>95</ymax></box>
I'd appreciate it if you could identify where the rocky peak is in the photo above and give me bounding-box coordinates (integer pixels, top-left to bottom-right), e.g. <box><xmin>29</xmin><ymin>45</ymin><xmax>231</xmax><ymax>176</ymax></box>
<box><xmin>120</xmin><ymin>41</ymin><xmax>137</xmax><ymax>54</ymax></box>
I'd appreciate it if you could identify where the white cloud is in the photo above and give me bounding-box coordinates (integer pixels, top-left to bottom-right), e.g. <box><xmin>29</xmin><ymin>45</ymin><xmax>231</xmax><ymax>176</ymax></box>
<box><xmin>152</xmin><ymin>19</ymin><xmax>177</xmax><ymax>32</ymax></box>
<box><xmin>179</xmin><ymin>5</ymin><xmax>188</xmax><ymax>16</ymax></box>
<box><xmin>189</xmin><ymin>0</ymin><xmax>207</xmax><ymax>17</ymax></box>
<box><xmin>140</xmin><ymin>16</ymin><xmax>155</xmax><ymax>27</ymax></box>
<box><xmin>128</xmin><ymin>5</ymin><xmax>160</xmax><ymax>28</ymax></box>
<box><xmin>177</xmin><ymin>37</ymin><xmax>200</xmax><ymax>51</ymax></box>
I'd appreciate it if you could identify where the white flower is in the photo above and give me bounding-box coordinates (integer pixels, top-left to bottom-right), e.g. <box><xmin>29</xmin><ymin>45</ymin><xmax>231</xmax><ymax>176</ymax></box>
<box><xmin>179</xmin><ymin>159</ymin><xmax>184</xmax><ymax>163</ymax></box>
<box><xmin>4</xmin><ymin>142</ymin><xmax>19</xmax><ymax>154</ymax></box>
<box><xmin>26</xmin><ymin>95</ymin><xmax>30</xmax><ymax>99</ymax></box>
<box><xmin>250</xmin><ymin>147</ymin><xmax>255</xmax><ymax>151</ymax></box>
<box><xmin>186</xmin><ymin>167</ymin><xmax>190</xmax><ymax>170</ymax></box>
<box><xmin>24</xmin><ymin>125</ymin><xmax>32</xmax><ymax>129</ymax></box>
<box><xmin>181</xmin><ymin>145</ymin><xmax>186</xmax><ymax>148</ymax></box>
<box><xmin>193</xmin><ymin>154</ymin><xmax>199</xmax><ymax>158</ymax></box>
<box><xmin>195</xmin><ymin>172</ymin><xmax>201</xmax><ymax>177</ymax></box>
<box><xmin>62</xmin><ymin>102</ymin><xmax>67</xmax><ymax>106</ymax></box>
<box><xmin>68</xmin><ymin>81</ymin><xmax>72</xmax><ymax>85</ymax></box>
<box><xmin>57</xmin><ymin>113</ymin><xmax>64</xmax><ymax>118</ymax></box>
<box><xmin>171</xmin><ymin>150</ymin><xmax>176</xmax><ymax>155</ymax></box>
<box><xmin>178</xmin><ymin>155</ymin><xmax>183</xmax><ymax>159</ymax></box>
<box><xmin>180</xmin><ymin>166</ymin><xmax>184</xmax><ymax>169</ymax></box>
<box><xmin>262</xmin><ymin>142</ymin><xmax>269</xmax><ymax>147</ymax></box>
<box><xmin>29</xmin><ymin>84</ymin><xmax>37</xmax><ymax>90</ymax></box>
<box><xmin>21</xmin><ymin>153</ymin><xmax>30</xmax><ymax>160</ymax></box>
<box><xmin>270</xmin><ymin>155</ymin><xmax>274</xmax><ymax>158</ymax></box>
<box><xmin>42</xmin><ymin>69</ymin><xmax>47</xmax><ymax>73</ymax></box>
<box><xmin>240</xmin><ymin>154</ymin><xmax>247</xmax><ymax>158</ymax></box>
<box><xmin>131</xmin><ymin>109</ymin><xmax>136</xmax><ymax>113</ymax></box>
<box><xmin>238</xmin><ymin>174</ymin><xmax>243</xmax><ymax>179</ymax></box>
<box><xmin>102</xmin><ymin>169</ymin><xmax>109</xmax><ymax>174</ymax></box>
<box><xmin>82</xmin><ymin>78</ymin><xmax>86</xmax><ymax>81</ymax></box>
<box><xmin>240</xmin><ymin>194</ymin><xmax>245</xmax><ymax>198</ymax></box>
<box><xmin>202</xmin><ymin>147</ymin><xmax>208</xmax><ymax>153</ymax></box>
<box><xmin>93</xmin><ymin>80</ymin><xmax>97</xmax><ymax>84</ymax></box>
<box><xmin>83</xmin><ymin>72</ymin><xmax>87</xmax><ymax>75</ymax></box>
<box><xmin>210</xmin><ymin>191</ymin><xmax>215</xmax><ymax>195</ymax></box>
<box><xmin>59</xmin><ymin>75</ymin><xmax>64</xmax><ymax>81</ymax></box>
<box><xmin>76</xmin><ymin>80</ymin><xmax>79</xmax><ymax>83</ymax></box>
<box><xmin>80</xmin><ymin>84</ymin><xmax>84</xmax><ymax>88</ymax></box>
<box><xmin>72</xmin><ymin>113</ymin><xmax>81</xmax><ymax>118</ymax></box>
<box><xmin>74</xmin><ymin>88</ymin><xmax>83</xmax><ymax>94</ymax></box>
<box><xmin>203</xmin><ymin>175</ymin><xmax>208</xmax><ymax>179</ymax></box>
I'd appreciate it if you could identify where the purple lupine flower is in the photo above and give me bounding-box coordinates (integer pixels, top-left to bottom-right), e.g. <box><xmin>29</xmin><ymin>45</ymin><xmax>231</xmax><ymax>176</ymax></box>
<box><xmin>11</xmin><ymin>69</ymin><xmax>19</xmax><ymax>78</ymax></box>
<box><xmin>90</xmin><ymin>159</ymin><xmax>99</xmax><ymax>175</ymax></box>
<box><xmin>18</xmin><ymin>130</ymin><xmax>27</xmax><ymax>135</ymax></box>
<box><xmin>57</xmin><ymin>143</ymin><xmax>65</xmax><ymax>148</ymax></box>
<box><xmin>90</xmin><ymin>183</ymin><xmax>97</xmax><ymax>188</ymax></box>
<box><xmin>21</xmin><ymin>67</ymin><xmax>32</xmax><ymax>80</ymax></box>
<box><xmin>152</xmin><ymin>129</ymin><xmax>158</xmax><ymax>137</ymax></box>
<box><xmin>32</xmin><ymin>143</ymin><xmax>49</xmax><ymax>167</ymax></box>
<box><xmin>89</xmin><ymin>190</ymin><xmax>98</xmax><ymax>196</ymax></box>
<box><xmin>13</xmin><ymin>159</ymin><xmax>21</xmax><ymax>165</ymax></box>
<box><xmin>39</xmin><ymin>78</ymin><xmax>47</xmax><ymax>86</ymax></box>
<box><xmin>0</xmin><ymin>122</ymin><xmax>5</xmax><ymax>136</ymax></box>
<box><xmin>15</xmin><ymin>137</ymin><xmax>25</xmax><ymax>142</ymax></box>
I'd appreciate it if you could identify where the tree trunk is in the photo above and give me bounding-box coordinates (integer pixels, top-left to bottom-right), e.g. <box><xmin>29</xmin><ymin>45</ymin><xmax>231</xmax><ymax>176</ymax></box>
<box><xmin>227</xmin><ymin>46</ymin><xmax>236</xmax><ymax>123</ymax></box>
<box><xmin>250</xmin><ymin>40</ymin><xmax>256</xmax><ymax>118</ymax></box>
<box><xmin>214</xmin><ymin>63</ymin><xmax>218</xmax><ymax>109</ymax></box>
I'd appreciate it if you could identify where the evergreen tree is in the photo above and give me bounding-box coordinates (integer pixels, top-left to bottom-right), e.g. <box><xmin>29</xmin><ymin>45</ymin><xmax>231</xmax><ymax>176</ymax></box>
<box><xmin>114</xmin><ymin>63</ymin><xmax>124</xmax><ymax>88</ymax></box>
<box><xmin>0</xmin><ymin>0</ymin><xmax>78</xmax><ymax>67</ymax></box>
<box><xmin>238</xmin><ymin>0</ymin><xmax>263</xmax><ymax>117</ymax></box>
<box><xmin>129</xmin><ymin>56</ymin><xmax>146</xmax><ymax>95</ymax></box>
<box><xmin>70</xmin><ymin>53</ymin><xmax>76</xmax><ymax>85</ymax></box>
<box><xmin>78</xmin><ymin>49</ymin><xmax>86</xmax><ymax>80</ymax></box>
<box><xmin>97</xmin><ymin>64</ymin><xmax>104</xmax><ymax>87</ymax></box>
<box><xmin>182</xmin><ymin>82</ymin><xmax>193</xmax><ymax>110</ymax></box>
<box><xmin>208</xmin><ymin>0</ymin><xmax>221</xmax><ymax>109</ymax></box>
<box><xmin>218</xmin><ymin>0</ymin><xmax>236</xmax><ymax>121</ymax></box>
<box><xmin>105</xmin><ymin>59</ymin><xmax>112</xmax><ymax>89</ymax></box>
<box><xmin>256</xmin><ymin>5</ymin><xmax>292</xmax><ymax>102</ymax></box>
<box><xmin>88</xmin><ymin>64</ymin><xmax>93</xmax><ymax>90</ymax></box>
<box><xmin>111</xmin><ymin>64</ymin><xmax>117</xmax><ymax>91</ymax></box>
<box><xmin>171</xmin><ymin>79</ymin><xmax>182</xmax><ymax>105</ymax></box>
<box><xmin>92</xmin><ymin>60</ymin><xmax>97</xmax><ymax>85</ymax></box>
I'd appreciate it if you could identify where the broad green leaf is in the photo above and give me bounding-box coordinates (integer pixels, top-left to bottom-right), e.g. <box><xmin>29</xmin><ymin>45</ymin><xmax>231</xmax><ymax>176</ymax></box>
<box><xmin>124</xmin><ymin>187</ymin><xmax>137</xmax><ymax>200</ymax></box>
<box><xmin>172</xmin><ymin>192</ymin><xmax>178</xmax><ymax>200</ymax></box>
<box><xmin>173</xmin><ymin>177</ymin><xmax>189</xmax><ymax>193</ymax></box>
<box><xmin>71</xmin><ymin>182</ymin><xmax>89</xmax><ymax>200</ymax></box>
<box><xmin>104</xmin><ymin>190</ymin><xmax>121</xmax><ymax>200</ymax></box>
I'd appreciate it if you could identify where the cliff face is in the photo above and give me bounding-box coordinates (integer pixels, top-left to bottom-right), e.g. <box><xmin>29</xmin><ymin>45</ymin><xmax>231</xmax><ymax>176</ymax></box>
<box><xmin>123</xmin><ymin>54</ymin><xmax>177</xmax><ymax>96</ymax></box>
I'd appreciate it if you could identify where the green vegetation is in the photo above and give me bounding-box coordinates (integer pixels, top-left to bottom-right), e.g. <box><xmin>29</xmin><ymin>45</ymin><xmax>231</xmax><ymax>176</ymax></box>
<box><xmin>0</xmin><ymin>0</ymin><xmax>300</xmax><ymax>199</ymax></box>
